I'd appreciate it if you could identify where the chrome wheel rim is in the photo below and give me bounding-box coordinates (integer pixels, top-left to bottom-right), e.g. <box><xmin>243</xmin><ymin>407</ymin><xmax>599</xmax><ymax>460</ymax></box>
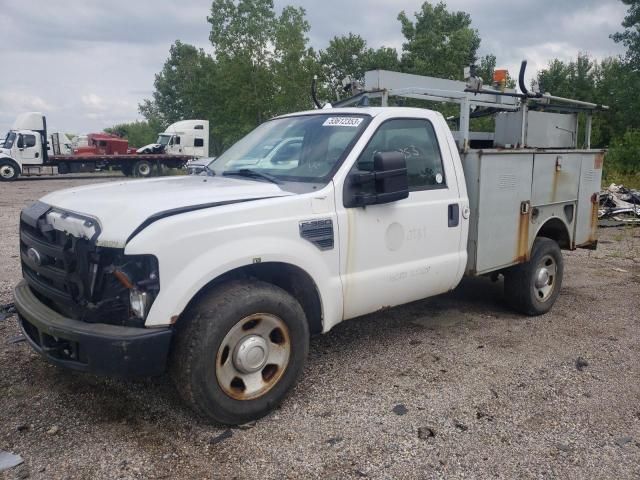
<box><xmin>216</xmin><ymin>313</ymin><xmax>291</xmax><ymax>400</ymax></box>
<box><xmin>533</xmin><ymin>254</ymin><xmax>557</xmax><ymax>302</ymax></box>
<box><xmin>0</xmin><ymin>165</ymin><xmax>15</xmax><ymax>179</ymax></box>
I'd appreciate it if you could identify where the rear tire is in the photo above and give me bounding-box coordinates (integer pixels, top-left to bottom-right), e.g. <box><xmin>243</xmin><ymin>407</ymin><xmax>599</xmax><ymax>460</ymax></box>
<box><xmin>0</xmin><ymin>159</ymin><xmax>20</xmax><ymax>181</ymax></box>
<box><xmin>170</xmin><ymin>280</ymin><xmax>309</xmax><ymax>425</ymax></box>
<box><xmin>504</xmin><ymin>237</ymin><xmax>563</xmax><ymax>315</ymax></box>
<box><xmin>132</xmin><ymin>160</ymin><xmax>153</xmax><ymax>177</ymax></box>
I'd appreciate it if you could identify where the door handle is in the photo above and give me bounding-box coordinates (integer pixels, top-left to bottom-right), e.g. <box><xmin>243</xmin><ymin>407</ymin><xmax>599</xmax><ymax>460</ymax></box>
<box><xmin>448</xmin><ymin>204</ymin><xmax>459</xmax><ymax>227</ymax></box>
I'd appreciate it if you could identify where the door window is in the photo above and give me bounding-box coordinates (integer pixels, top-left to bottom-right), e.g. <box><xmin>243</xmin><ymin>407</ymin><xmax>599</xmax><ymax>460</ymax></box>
<box><xmin>24</xmin><ymin>135</ymin><xmax>36</xmax><ymax>148</ymax></box>
<box><xmin>357</xmin><ymin>119</ymin><xmax>446</xmax><ymax>190</ymax></box>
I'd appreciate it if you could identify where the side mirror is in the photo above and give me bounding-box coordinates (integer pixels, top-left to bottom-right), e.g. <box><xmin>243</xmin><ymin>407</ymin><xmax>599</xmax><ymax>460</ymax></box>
<box><xmin>344</xmin><ymin>151</ymin><xmax>409</xmax><ymax>207</ymax></box>
<box><xmin>17</xmin><ymin>135</ymin><xmax>24</xmax><ymax>149</ymax></box>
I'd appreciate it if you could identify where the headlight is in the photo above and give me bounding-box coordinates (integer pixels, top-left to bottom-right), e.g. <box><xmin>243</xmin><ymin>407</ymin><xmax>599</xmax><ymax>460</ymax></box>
<box><xmin>129</xmin><ymin>289</ymin><xmax>151</xmax><ymax>319</ymax></box>
<box><xmin>110</xmin><ymin>255</ymin><xmax>159</xmax><ymax>322</ymax></box>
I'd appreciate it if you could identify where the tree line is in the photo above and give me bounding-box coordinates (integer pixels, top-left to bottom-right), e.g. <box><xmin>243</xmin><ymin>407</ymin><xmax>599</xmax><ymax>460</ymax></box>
<box><xmin>108</xmin><ymin>0</ymin><xmax>640</xmax><ymax>182</ymax></box>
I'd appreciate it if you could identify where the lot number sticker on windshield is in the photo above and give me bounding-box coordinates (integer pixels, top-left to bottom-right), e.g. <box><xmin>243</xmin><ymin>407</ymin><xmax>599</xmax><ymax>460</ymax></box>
<box><xmin>323</xmin><ymin>117</ymin><xmax>363</xmax><ymax>127</ymax></box>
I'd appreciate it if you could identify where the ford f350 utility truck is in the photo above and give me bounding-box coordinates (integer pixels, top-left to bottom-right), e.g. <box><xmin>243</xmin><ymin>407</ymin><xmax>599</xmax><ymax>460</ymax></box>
<box><xmin>13</xmin><ymin>68</ymin><xmax>605</xmax><ymax>425</ymax></box>
<box><xmin>0</xmin><ymin>113</ymin><xmax>195</xmax><ymax>181</ymax></box>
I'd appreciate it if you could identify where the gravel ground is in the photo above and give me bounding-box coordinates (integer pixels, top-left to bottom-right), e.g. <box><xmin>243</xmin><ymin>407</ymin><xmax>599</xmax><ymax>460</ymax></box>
<box><xmin>1</xmin><ymin>174</ymin><xmax>639</xmax><ymax>479</ymax></box>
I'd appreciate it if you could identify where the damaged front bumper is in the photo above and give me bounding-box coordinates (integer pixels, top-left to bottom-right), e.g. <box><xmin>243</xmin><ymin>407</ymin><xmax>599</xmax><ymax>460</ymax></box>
<box><xmin>13</xmin><ymin>280</ymin><xmax>172</xmax><ymax>377</ymax></box>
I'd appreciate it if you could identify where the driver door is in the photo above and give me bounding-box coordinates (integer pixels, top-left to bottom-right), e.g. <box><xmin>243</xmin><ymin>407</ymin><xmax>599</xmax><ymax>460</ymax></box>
<box><xmin>337</xmin><ymin>117</ymin><xmax>465</xmax><ymax>320</ymax></box>
<box><xmin>19</xmin><ymin>133</ymin><xmax>41</xmax><ymax>164</ymax></box>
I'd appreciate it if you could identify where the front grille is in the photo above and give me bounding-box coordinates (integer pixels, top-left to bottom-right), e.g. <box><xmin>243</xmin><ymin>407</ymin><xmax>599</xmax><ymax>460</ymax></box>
<box><xmin>19</xmin><ymin>208</ymin><xmax>130</xmax><ymax>324</ymax></box>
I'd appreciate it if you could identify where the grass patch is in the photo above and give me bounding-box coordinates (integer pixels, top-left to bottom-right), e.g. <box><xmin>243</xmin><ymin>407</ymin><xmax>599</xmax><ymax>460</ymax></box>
<box><xmin>603</xmin><ymin>170</ymin><xmax>640</xmax><ymax>189</ymax></box>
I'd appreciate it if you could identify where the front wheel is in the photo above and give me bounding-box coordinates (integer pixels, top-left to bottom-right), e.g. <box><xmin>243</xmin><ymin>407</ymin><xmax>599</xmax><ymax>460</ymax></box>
<box><xmin>170</xmin><ymin>280</ymin><xmax>309</xmax><ymax>425</ymax></box>
<box><xmin>0</xmin><ymin>159</ymin><xmax>20</xmax><ymax>181</ymax></box>
<box><xmin>504</xmin><ymin>237</ymin><xmax>564</xmax><ymax>316</ymax></box>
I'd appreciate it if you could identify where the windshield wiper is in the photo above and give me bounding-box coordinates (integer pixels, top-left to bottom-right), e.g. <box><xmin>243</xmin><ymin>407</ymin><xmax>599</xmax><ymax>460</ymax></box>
<box><xmin>203</xmin><ymin>164</ymin><xmax>215</xmax><ymax>176</ymax></box>
<box><xmin>223</xmin><ymin>168</ymin><xmax>281</xmax><ymax>184</ymax></box>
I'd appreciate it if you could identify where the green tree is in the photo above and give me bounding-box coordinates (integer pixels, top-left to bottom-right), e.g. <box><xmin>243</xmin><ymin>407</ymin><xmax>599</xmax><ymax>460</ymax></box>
<box><xmin>271</xmin><ymin>6</ymin><xmax>318</xmax><ymax>115</ymax></box>
<box><xmin>207</xmin><ymin>0</ymin><xmax>317</xmax><ymax>148</ymax></box>
<box><xmin>104</xmin><ymin>120</ymin><xmax>164</xmax><ymax>148</ymax></box>
<box><xmin>606</xmin><ymin>129</ymin><xmax>640</xmax><ymax>173</ymax></box>
<box><xmin>208</xmin><ymin>0</ymin><xmax>276</xmax><ymax>128</ymax></box>
<box><xmin>139</xmin><ymin>40</ymin><xmax>216</xmax><ymax>125</ymax></box>
<box><xmin>611</xmin><ymin>0</ymin><xmax>640</xmax><ymax>69</ymax></box>
<box><xmin>138</xmin><ymin>40</ymin><xmax>218</xmax><ymax>151</ymax></box>
<box><xmin>318</xmin><ymin>34</ymin><xmax>399</xmax><ymax>100</ymax></box>
<box><xmin>398</xmin><ymin>1</ymin><xmax>480</xmax><ymax>79</ymax></box>
<box><xmin>592</xmin><ymin>57</ymin><xmax>640</xmax><ymax>147</ymax></box>
<box><xmin>537</xmin><ymin>54</ymin><xmax>596</xmax><ymax>101</ymax></box>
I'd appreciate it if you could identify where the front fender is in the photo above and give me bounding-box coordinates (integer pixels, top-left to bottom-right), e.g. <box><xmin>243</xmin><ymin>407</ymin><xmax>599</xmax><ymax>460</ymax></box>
<box><xmin>123</xmin><ymin>194</ymin><xmax>342</xmax><ymax>330</ymax></box>
<box><xmin>142</xmin><ymin>236</ymin><xmax>342</xmax><ymax>330</ymax></box>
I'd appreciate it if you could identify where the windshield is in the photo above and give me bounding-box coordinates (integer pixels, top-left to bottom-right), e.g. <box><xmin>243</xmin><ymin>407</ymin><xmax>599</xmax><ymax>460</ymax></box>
<box><xmin>209</xmin><ymin>114</ymin><xmax>369</xmax><ymax>183</ymax></box>
<box><xmin>3</xmin><ymin>131</ymin><xmax>16</xmax><ymax>149</ymax></box>
<box><xmin>157</xmin><ymin>134</ymin><xmax>172</xmax><ymax>145</ymax></box>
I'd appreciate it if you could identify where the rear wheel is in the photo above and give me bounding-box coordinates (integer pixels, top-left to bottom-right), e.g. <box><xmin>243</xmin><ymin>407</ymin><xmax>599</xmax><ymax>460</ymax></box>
<box><xmin>132</xmin><ymin>160</ymin><xmax>153</xmax><ymax>177</ymax></box>
<box><xmin>0</xmin><ymin>159</ymin><xmax>19</xmax><ymax>181</ymax></box>
<box><xmin>504</xmin><ymin>237</ymin><xmax>564</xmax><ymax>315</ymax></box>
<box><xmin>170</xmin><ymin>280</ymin><xmax>309</xmax><ymax>425</ymax></box>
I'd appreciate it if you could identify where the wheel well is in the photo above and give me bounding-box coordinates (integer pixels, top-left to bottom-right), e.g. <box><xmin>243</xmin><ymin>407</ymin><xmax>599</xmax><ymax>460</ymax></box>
<box><xmin>189</xmin><ymin>262</ymin><xmax>324</xmax><ymax>335</ymax></box>
<box><xmin>0</xmin><ymin>157</ymin><xmax>21</xmax><ymax>173</ymax></box>
<box><xmin>536</xmin><ymin>218</ymin><xmax>571</xmax><ymax>249</ymax></box>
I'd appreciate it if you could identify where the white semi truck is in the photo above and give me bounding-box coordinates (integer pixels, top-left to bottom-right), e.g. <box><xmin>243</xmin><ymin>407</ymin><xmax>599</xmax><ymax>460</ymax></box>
<box><xmin>13</xmin><ymin>67</ymin><xmax>605</xmax><ymax>425</ymax></box>
<box><xmin>0</xmin><ymin>114</ymin><xmax>207</xmax><ymax>181</ymax></box>
<box><xmin>136</xmin><ymin>119</ymin><xmax>210</xmax><ymax>158</ymax></box>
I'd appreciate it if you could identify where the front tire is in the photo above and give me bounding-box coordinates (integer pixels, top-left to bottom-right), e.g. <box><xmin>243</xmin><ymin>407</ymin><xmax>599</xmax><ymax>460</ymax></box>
<box><xmin>504</xmin><ymin>237</ymin><xmax>564</xmax><ymax>315</ymax></box>
<box><xmin>0</xmin><ymin>159</ymin><xmax>20</xmax><ymax>181</ymax></box>
<box><xmin>170</xmin><ymin>280</ymin><xmax>310</xmax><ymax>425</ymax></box>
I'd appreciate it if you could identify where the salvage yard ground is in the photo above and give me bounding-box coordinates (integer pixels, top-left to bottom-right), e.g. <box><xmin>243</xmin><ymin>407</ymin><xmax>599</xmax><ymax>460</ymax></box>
<box><xmin>1</xmin><ymin>174</ymin><xmax>640</xmax><ymax>479</ymax></box>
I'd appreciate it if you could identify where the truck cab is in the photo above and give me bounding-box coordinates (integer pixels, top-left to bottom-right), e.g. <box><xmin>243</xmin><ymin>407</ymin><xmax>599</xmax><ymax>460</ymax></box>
<box><xmin>137</xmin><ymin>119</ymin><xmax>209</xmax><ymax>158</ymax></box>
<box><xmin>0</xmin><ymin>128</ymin><xmax>45</xmax><ymax>179</ymax></box>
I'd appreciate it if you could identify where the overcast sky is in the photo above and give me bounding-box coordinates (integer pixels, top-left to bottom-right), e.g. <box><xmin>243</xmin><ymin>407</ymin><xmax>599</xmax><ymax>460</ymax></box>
<box><xmin>0</xmin><ymin>0</ymin><xmax>627</xmax><ymax>136</ymax></box>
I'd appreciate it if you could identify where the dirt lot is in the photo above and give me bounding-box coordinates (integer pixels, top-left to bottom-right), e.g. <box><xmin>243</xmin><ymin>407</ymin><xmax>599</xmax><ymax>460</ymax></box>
<box><xmin>1</xmin><ymin>174</ymin><xmax>639</xmax><ymax>479</ymax></box>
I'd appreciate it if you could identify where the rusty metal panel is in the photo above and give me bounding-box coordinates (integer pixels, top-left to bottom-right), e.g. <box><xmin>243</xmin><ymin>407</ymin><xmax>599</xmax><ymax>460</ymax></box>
<box><xmin>531</xmin><ymin>153</ymin><xmax>581</xmax><ymax>206</ymax></box>
<box><xmin>469</xmin><ymin>152</ymin><xmax>534</xmax><ymax>274</ymax></box>
<box><xmin>575</xmin><ymin>152</ymin><xmax>604</xmax><ymax>247</ymax></box>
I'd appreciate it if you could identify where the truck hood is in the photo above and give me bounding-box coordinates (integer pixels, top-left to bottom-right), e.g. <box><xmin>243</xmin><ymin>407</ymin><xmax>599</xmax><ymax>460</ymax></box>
<box><xmin>136</xmin><ymin>143</ymin><xmax>160</xmax><ymax>153</ymax></box>
<box><xmin>40</xmin><ymin>175</ymin><xmax>293</xmax><ymax>248</ymax></box>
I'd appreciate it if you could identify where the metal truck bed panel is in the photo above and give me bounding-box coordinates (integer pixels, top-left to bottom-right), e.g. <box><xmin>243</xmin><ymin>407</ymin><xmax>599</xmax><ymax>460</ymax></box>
<box><xmin>463</xmin><ymin>149</ymin><xmax>604</xmax><ymax>276</ymax></box>
<box><xmin>48</xmin><ymin>154</ymin><xmax>191</xmax><ymax>162</ymax></box>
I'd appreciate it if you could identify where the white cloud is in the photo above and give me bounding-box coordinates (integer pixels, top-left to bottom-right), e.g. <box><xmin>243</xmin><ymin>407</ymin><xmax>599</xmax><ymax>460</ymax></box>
<box><xmin>0</xmin><ymin>92</ymin><xmax>55</xmax><ymax>112</ymax></box>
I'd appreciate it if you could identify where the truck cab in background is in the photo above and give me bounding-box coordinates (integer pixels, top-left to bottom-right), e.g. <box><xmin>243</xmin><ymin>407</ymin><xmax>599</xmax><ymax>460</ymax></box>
<box><xmin>0</xmin><ymin>112</ymin><xmax>47</xmax><ymax>180</ymax></box>
<box><xmin>137</xmin><ymin>119</ymin><xmax>209</xmax><ymax>158</ymax></box>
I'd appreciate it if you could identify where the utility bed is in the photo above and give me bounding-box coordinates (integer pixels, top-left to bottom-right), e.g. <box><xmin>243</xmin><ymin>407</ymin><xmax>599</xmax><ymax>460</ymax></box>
<box><xmin>462</xmin><ymin>149</ymin><xmax>603</xmax><ymax>275</ymax></box>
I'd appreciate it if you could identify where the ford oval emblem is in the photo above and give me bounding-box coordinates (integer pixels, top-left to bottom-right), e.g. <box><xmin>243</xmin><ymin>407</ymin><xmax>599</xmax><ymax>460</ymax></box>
<box><xmin>27</xmin><ymin>247</ymin><xmax>42</xmax><ymax>266</ymax></box>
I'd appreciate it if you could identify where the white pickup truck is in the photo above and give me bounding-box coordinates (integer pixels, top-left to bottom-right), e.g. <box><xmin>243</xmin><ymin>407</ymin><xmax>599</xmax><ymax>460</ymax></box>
<box><xmin>14</xmin><ymin>103</ymin><xmax>603</xmax><ymax>424</ymax></box>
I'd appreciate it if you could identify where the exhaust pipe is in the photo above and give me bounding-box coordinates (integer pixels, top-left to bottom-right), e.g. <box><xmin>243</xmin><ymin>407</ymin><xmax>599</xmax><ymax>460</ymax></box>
<box><xmin>311</xmin><ymin>75</ymin><xmax>322</xmax><ymax>109</ymax></box>
<box><xmin>518</xmin><ymin>60</ymin><xmax>541</xmax><ymax>98</ymax></box>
